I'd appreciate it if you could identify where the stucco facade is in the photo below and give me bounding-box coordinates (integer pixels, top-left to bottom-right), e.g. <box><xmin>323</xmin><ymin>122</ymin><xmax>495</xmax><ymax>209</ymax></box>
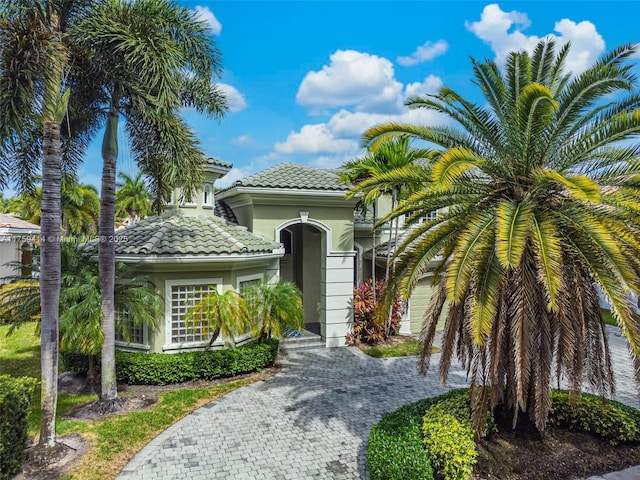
<box><xmin>114</xmin><ymin>161</ymin><xmax>436</xmax><ymax>353</ymax></box>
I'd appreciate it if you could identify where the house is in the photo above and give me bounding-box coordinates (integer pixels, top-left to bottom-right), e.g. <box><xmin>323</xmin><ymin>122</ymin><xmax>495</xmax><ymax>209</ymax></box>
<box><xmin>113</xmin><ymin>159</ymin><xmax>438</xmax><ymax>352</ymax></box>
<box><xmin>0</xmin><ymin>213</ymin><xmax>39</xmax><ymax>283</ymax></box>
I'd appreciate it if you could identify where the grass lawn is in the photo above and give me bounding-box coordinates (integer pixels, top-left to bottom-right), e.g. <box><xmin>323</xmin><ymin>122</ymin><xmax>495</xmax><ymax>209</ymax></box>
<box><xmin>1</xmin><ymin>322</ymin><xmax>268</xmax><ymax>480</ymax></box>
<box><xmin>361</xmin><ymin>336</ymin><xmax>440</xmax><ymax>358</ymax></box>
<box><xmin>602</xmin><ymin>308</ymin><xmax>617</xmax><ymax>327</ymax></box>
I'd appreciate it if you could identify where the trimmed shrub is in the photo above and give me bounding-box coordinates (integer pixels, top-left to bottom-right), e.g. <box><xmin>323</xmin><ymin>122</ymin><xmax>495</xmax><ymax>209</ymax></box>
<box><xmin>0</xmin><ymin>375</ymin><xmax>37</xmax><ymax>480</ymax></box>
<box><xmin>423</xmin><ymin>411</ymin><xmax>477</xmax><ymax>480</ymax></box>
<box><xmin>548</xmin><ymin>390</ymin><xmax>638</xmax><ymax>445</ymax></box>
<box><xmin>61</xmin><ymin>339</ymin><xmax>279</xmax><ymax>386</ymax></box>
<box><xmin>367</xmin><ymin>389</ymin><xmax>469</xmax><ymax>480</ymax></box>
<box><xmin>426</xmin><ymin>389</ymin><xmax>496</xmax><ymax>438</ymax></box>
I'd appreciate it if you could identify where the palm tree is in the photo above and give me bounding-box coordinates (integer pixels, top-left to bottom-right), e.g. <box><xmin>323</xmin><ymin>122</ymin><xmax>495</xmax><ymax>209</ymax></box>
<box><xmin>184</xmin><ymin>289</ymin><xmax>251</xmax><ymax>349</ymax></box>
<box><xmin>61</xmin><ymin>179</ymin><xmax>99</xmax><ymax>236</ymax></box>
<box><xmin>341</xmin><ymin>138</ymin><xmax>433</xmax><ymax>334</ymax></box>
<box><xmin>363</xmin><ymin>40</ymin><xmax>640</xmax><ymax>432</ymax></box>
<box><xmin>243</xmin><ymin>279</ymin><xmax>304</xmax><ymax>339</ymax></box>
<box><xmin>59</xmin><ymin>242</ymin><xmax>160</xmax><ymax>380</ymax></box>
<box><xmin>0</xmin><ymin>0</ymin><xmax>89</xmax><ymax>450</ymax></box>
<box><xmin>68</xmin><ymin>0</ymin><xmax>227</xmax><ymax>403</ymax></box>
<box><xmin>7</xmin><ymin>179</ymin><xmax>99</xmax><ymax>235</ymax></box>
<box><xmin>115</xmin><ymin>171</ymin><xmax>151</xmax><ymax>224</ymax></box>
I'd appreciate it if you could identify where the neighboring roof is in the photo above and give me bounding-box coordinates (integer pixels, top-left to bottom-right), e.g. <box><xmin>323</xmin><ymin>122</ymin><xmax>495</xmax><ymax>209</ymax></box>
<box><xmin>112</xmin><ymin>214</ymin><xmax>280</xmax><ymax>257</ymax></box>
<box><xmin>0</xmin><ymin>213</ymin><xmax>40</xmax><ymax>231</ymax></box>
<box><xmin>214</xmin><ymin>200</ymin><xmax>238</xmax><ymax>224</ymax></box>
<box><xmin>228</xmin><ymin>163</ymin><xmax>350</xmax><ymax>192</ymax></box>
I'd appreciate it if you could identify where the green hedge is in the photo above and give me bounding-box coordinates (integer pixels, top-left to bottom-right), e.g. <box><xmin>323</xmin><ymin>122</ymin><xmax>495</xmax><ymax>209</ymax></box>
<box><xmin>62</xmin><ymin>339</ymin><xmax>279</xmax><ymax>386</ymax></box>
<box><xmin>0</xmin><ymin>375</ymin><xmax>37</xmax><ymax>480</ymax></box>
<box><xmin>367</xmin><ymin>389</ymin><xmax>470</xmax><ymax>480</ymax></box>
<box><xmin>548</xmin><ymin>390</ymin><xmax>638</xmax><ymax>445</ymax></box>
<box><xmin>368</xmin><ymin>388</ymin><xmax>640</xmax><ymax>480</ymax></box>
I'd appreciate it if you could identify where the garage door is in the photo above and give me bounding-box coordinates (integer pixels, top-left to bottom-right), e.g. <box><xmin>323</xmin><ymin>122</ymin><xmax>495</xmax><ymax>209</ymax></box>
<box><xmin>408</xmin><ymin>276</ymin><xmax>448</xmax><ymax>334</ymax></box>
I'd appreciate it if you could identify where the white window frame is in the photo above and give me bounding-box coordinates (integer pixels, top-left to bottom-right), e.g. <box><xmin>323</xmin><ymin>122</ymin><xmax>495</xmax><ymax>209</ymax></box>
<box><xmin>180</xmin><ymin>188</ymin><xmax>197</xmax><ymax>208</ymax></box>
<box><xmin>203</xmin><ymin>184</ymin><xmax>213</xmax><ymax>208</ymax></box>
<box><xmin>164</xmin><ymin>278</ymin><xmax>222</xmax><ymax>350</ymax></box>
<box><xmin>236</xmin><ymin>273</ymin><xmax>264</xmax><ymax>292</ymax></box>
<box><xmin>115</xmin><ymin>311</ymin><xmax>149</xmax><ymax>351</ymax></box>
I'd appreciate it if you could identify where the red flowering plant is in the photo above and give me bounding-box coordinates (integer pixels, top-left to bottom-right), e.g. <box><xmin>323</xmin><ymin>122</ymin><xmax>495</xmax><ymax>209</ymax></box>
<box><xmin>346</xmin><ymin>279</ymin><xmax>403</xmax><ymax>346</ymax></box>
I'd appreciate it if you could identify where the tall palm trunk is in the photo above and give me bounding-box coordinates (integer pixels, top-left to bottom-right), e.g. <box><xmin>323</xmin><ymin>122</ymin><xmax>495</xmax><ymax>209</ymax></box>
<box><xmin>38</xmin><ymin>10</ymin><xmax>67</xmax><ymax>448</ymax></box>
<box><xmin>371</xmin><ymin>201</ymin><xmax>377</xmax><ymax>302</ymax></box>
<box><xmin>99</xmin><ymin>98</ymin><xmax>118</xmax><ymax>402</ymax></box>
<box><xmin>39</xmin><ymin>119</ymin><xmax>62</xmax><ymax>448</ymax></box>
<box><xmin>384</xmin><ymin>189</ymin><xmax>398</xmax><ymax>336</ymax></box>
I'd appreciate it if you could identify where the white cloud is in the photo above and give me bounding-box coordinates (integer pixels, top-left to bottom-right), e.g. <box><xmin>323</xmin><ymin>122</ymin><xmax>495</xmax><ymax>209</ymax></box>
<box><xmin>272</xmin><ymin>51</ymin><xmax>447</xmax><ymax>158</ymax></box>
<box><xmin>274</xmin><ymin>106</ymin><xmax>446</xmax><ymax>157</ymax></box>
<box><xmin>218</xmin><ymin>83</ymin><xmax>247</xmax><ymax>113</ymax></box>
<box><xmin>405</xmin><ymin>75</ymin><xmax>443</xmax><ymax>99</ymax></box>
<box><xmin>308</xmin><ymin>155</ymin><xmax>354</xmax><ymax>169</ymax></box>
<box><xmin>231</xmin><ymin>135</ymin><xmax>253</xmax><ymax>146</ymax></box>
<box><xmin>465</xmin><ymin>4</ymin><xmax>605</xmax><ymax>74</ymax></box>
<box><xmin>296</xmin><ymin>50</ymin><xmax>404</xmax><ymax>114</ymax></box>
<box><xmin>193</xmin><ymin>6</ymin><xmax>222</xmax><ymax>36</ymax></box>
<box><xmin>275</xmin><ymin>124</ymin><xmax>359</xmax><ymax>155</ymax></box>
<box><xmin>397</xmin><ymin>40</ymin><xmax>449</xmax><ymax>66</ymax></box>
<box><xmin>216</xmin><ymin>166</ymin><xmax>252</xmax><ymax>188</ymax></box>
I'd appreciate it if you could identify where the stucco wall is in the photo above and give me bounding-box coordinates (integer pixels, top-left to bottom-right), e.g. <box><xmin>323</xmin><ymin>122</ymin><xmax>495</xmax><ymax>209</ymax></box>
<box><xmin>251</xmin><ymin>204</ymin><xmax>354</xmax><ymax>253</ymax></box>
<box><xmin>127</xmin><ymin>259</ymin><xmax>280</xmax><ymax>353</ymax></box>
<box><xmin>0</xmin><ymin>240</ymin><xmax>19</xmax><ymax>282</ymax></box>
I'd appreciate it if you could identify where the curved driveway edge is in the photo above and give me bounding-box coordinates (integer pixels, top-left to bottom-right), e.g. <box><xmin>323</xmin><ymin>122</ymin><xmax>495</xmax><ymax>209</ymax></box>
<box><xmin>118</xmin><ymin>328</ymin><xmax>638</xmax><ymax>480</ymax></box>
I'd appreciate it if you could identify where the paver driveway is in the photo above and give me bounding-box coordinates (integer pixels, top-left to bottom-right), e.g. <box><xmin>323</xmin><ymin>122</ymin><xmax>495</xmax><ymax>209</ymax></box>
<box><xmin>118</xmin><ymin>328</ymin><xmax>639</xmax><ymax>480</ymax></box>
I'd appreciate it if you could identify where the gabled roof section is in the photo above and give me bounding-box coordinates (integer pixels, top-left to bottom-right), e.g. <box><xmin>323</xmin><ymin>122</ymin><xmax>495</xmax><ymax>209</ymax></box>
<box><xmin>230</xmin><ymin>163</ymin><xmax>350</xmax><ymax>191</ymax></box>
<box><xmin>0</xmin><ymin>213</ymin><xmax>40</xmax><ymax>231</ymax></box>
<box><xmin>112</xmin><ymin>215</ymin><xmax>280</xmax><ymax>257</ymax></box>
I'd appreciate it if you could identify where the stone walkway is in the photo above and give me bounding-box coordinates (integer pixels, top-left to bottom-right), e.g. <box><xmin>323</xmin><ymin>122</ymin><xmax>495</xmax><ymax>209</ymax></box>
<box><xmin>118</xmin><ymin>327</ymin><xmax>640</xmax><ymax>480</ymax></box>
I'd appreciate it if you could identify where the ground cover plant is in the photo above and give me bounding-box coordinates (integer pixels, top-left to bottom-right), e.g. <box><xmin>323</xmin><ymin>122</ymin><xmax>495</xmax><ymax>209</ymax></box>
<box><xmin>368</xmin><ymin>388</ymin><xmax>640</xmax><ymax>480</ymax></box>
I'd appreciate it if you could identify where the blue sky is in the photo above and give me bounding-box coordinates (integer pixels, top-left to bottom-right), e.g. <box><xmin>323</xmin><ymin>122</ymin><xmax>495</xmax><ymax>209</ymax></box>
<box><xmin>6</xmin><ymin>1</ymin><xmax>640</xmax><ymax>194</ymax></box>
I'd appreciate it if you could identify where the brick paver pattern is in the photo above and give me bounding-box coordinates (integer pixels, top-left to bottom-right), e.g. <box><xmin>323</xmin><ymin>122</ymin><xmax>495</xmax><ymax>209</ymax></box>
<box><xmin>118</xmin><ymin>327</ymin><xmax>640</xmax><ymax>480</ymax></box>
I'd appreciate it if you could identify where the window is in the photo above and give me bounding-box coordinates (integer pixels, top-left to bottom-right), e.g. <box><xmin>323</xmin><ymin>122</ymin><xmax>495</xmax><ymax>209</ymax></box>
<box><xmin>166</xmin><ymin>279</ymin><xmax>221</xmax><ymax>345</ymax></box>
<box><xmin>203</xmin><ymin>184</ymin><xmax>212</xmax><ymax>207</ymax></box>
<box><xmin>404</xmin><ymin>210</ymin><xmax>438</xmax><ymax>224</ymax></box>
<box><xmin>180</xmin><ymin>188</ymin><xmax>197</xmax><ymax>207</ymax></box>
<box><xmin>237</xmin><ymin>274</ymin><xmax>263</xmax><ymax>308</ymax></box>
<box><xmin>115</xmin><ymin>311</ymin><xmax>145</xmax><ymax>346</ymax></box>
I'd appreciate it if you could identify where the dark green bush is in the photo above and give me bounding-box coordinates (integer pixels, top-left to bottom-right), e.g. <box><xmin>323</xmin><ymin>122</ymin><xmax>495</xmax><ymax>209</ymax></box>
<box><xmin>369</xmin><ymin>388</ymin><xmax>640</xmax><ymax>480</ymax></box>
<box><xmin>0</xmin><ymin>375</ymin><xmax>37</xmax><ymax>480</ymax></box>
<box><xmin>63</xmin><ymin>340</ymin><xmax>278</xmax><ymax>385</ymax></box>
<box><xmin>548</xmin><ymin>390</ymin><xmax>638</xmax><ymax>445</ymax></box>
<box><xmin>367</xmin><ymin>389</ymin><xmax>469</xmax><ymax>480</ymax></box>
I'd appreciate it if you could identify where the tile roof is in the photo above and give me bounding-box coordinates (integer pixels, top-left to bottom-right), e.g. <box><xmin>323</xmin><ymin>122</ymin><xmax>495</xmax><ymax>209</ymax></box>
<box><xmin>208</xmin><ymin>157</ymin><xmax>233</xmax><ymax>169</ymax></box>
<box><xmin>214</xmin><ymin>200</ymin><xmax>238</xmax><ymax>224</ymax></box>
<box><xmin>230</xmin><ymin>163</ymin><xmax>350</xmax><ymax>191</ymax></box>
<box><xmin>0</xmin><ymin>213</ymin><xmax>40</xmax><ymax>231</ymax></box>
<box><xmin>112</xmin><ymin>214</ymin><xmax>280</xmax><ymax>256</ymax></box>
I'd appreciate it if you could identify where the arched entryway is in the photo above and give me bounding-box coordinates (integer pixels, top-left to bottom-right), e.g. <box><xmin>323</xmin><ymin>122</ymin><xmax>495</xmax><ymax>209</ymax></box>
<box><xmin>278</xmin><ymin>221</ymin><xmax>326</xmax><ymax>336</ymax></box>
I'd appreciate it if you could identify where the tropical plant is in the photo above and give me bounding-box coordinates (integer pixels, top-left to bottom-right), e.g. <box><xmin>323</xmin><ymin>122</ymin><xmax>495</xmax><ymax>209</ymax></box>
<box><xmin>68</xmin><ymin>0</ymin><xmax>227</xmax><ymax>403</ymax></box>
<box><xmin>363</xmin><ymin>40</ymin><xmax>640</xmax><ymax>432</ymax></box>
<box><xmin>115</xmin><ymin>171</ymin><xmax>152</xmax><ymax>224</ymax></box>
<box><xmin>184</xmin><ymin>289</ymin><xmax>252</xmax><ymax>349</ymax></box>
<box><xmin>243</xmin><ymin>279</ymin><xmax>304</xmax><ymax>339</ymax></box>
<box><xmin>0</xmin><ymin>240</ymin><xmax>161</xmax><ymax>380</ymax></box>
<box><xmin>7</xmin><ymin>178</ymin><xmax>99</xmax><ymax>235</ymax></box>
<box><xmin>0</xmin><ymin>0</ymin><xmax>90</xmax><ymax>449</ymax></box>
<box><xmin>341</xmin><ymin>138</ymin><xmax>432</xmax><ymax>334</ymax></box>
<box><xmin>346</xmin><ymin>280</ymin><xmax>402</xmax><ymax>346</ymax></box>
